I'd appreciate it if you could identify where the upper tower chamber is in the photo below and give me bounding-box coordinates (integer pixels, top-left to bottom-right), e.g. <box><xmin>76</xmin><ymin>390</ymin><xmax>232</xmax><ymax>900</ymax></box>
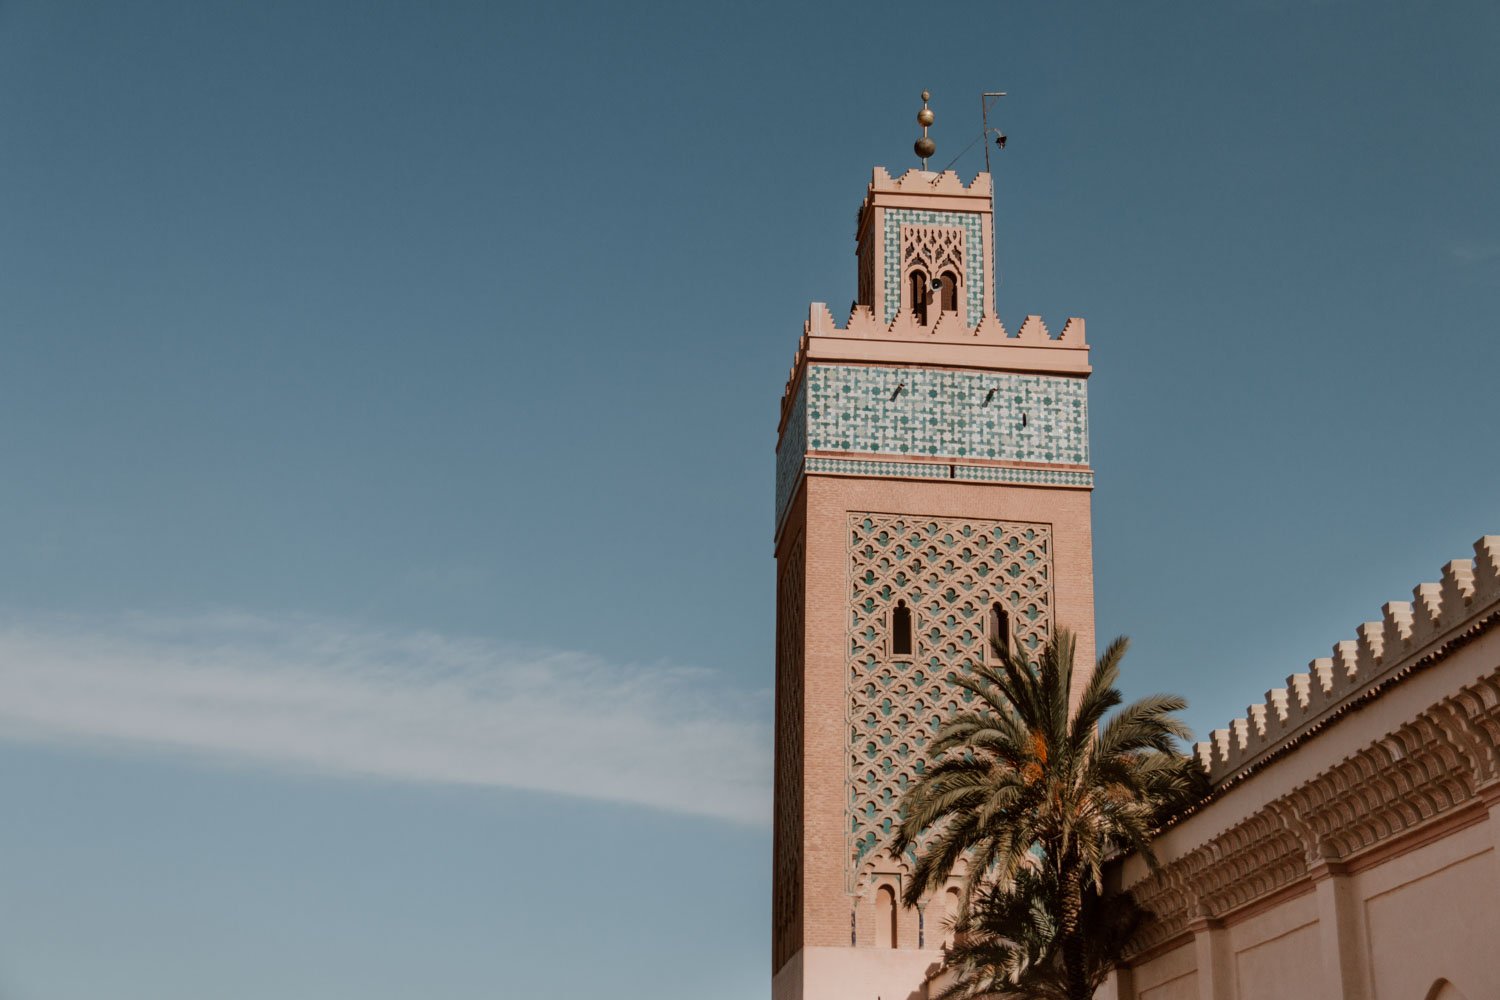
<box><xmin>856</xmin><ymin>166</ymin><xmax>995</xmax><ymax>330</ymax></box>
<box><xmin>775</xmin><ymin>166</ymin><xmax>1092</xmax><ymax>542</ymax></box>
<box><xmin>772</xmin><ymin>151</ymin><xmax>1098</xmax><ymax>1000</ymax></box>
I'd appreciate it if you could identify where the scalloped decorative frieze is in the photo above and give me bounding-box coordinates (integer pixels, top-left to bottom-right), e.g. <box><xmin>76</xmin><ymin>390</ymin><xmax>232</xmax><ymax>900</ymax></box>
<box><xmin>1128</xmin><ymin>660</ymin><xmax>1500</xmax><ymax>957</ymax></box>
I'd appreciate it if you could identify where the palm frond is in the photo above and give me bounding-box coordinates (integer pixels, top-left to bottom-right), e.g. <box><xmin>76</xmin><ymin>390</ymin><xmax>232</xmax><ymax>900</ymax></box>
<box><xmin>894</xmin><ymin>627</ymin><xmax>1205</xmax><ymax>999</ymax></box>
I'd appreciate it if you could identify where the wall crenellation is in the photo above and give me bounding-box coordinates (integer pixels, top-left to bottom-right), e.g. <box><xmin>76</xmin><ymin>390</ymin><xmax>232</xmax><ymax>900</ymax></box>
<box><xmin>868</xmin><ymin>166</ymin><xmax>992</xmax><ymax>196</ymax></box>
<box><xmin>778</xmin><ymin>304</ymin><xmax>1087</xmax><ymax>420</ymax></box>
<box><xmin>1127</xmin><ymin>658</ymin><xmax>1500</xmax><ymax>960</ymax></box>
<box><xmin>1197</xmin><ymin>536</ymin><xmax>1500</xmax><ymax>784</ymax></box>
<box><xmin>803</xmin><ymin>301</ymin><xmax>1086</xmax><ymax>348</ymax></box>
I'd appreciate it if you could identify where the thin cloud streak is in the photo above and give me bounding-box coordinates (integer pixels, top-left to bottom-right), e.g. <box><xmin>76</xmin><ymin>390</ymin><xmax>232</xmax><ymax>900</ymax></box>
<box><xmin>1449</xmin><ymin>239</ymin><xmax>1500</xmax><ymax>264</ymax></box>
<box><xmin>0</xmin><ymin>612</ymin><xmax>770</xmax><ymax>825</ymax></box>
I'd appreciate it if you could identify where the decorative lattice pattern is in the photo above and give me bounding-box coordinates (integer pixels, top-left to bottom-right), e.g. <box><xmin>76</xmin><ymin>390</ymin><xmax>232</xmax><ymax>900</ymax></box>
<box><xmin>772</xmin><ymin>535</ymin><xmax>806</xmax><ymax>971</ymax></box>
<box><xmin>845</xmin><ymin>514</ymin><xmax>1053</xmax><ymax>889</ymax></box>
<box><xmin>900</xmin><ymin>224</ymin><xmax>966</xmax><ymax>310</ymax></box>
<box><xmin>883</xmin><ymin>209</ymin><xmax>985</xmax><ymax>325</ymax></box>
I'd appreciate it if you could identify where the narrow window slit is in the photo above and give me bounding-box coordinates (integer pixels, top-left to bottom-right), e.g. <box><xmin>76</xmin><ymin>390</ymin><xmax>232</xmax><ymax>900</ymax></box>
<box><xmin>892</xmin><ymin>601</ymin><xmax>913</xmax><ymax>656</ymax></box>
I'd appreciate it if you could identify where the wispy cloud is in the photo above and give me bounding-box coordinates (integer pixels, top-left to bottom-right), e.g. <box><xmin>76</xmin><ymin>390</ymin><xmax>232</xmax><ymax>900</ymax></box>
<box><xmin>1449</xmin><ymin>240</ymin><xmax>1500</xmax><ymax>265</ymax></box>
<box><xmin>0</xmin><ymin>612</ymin><xmax>770</xmax><ymax>826</ymax></box>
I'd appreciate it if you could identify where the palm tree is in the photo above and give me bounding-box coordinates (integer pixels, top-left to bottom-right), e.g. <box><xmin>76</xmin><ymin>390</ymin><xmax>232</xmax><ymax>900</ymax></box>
<box><xmin>927</xmin><ymin>867</ymin><xmax>1144</xmax><ymax>1000</ymax></box>
<box><xmin>893</xmin><ymin>628</ymin><xmax>1203</xmax><ymax>1000</ymax></box>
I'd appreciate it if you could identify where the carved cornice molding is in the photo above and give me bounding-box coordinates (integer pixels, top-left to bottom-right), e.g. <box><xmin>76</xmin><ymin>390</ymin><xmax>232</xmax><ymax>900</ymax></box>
<box><xmin>1194</xmin><ymin>537</ymin><xmax>1500</xmax><ymax>788</ymax></box>
<box><xmin>1124</xmin><ymin>660</ymin><xmax>1500</xmax><ymax>960</ymax></box>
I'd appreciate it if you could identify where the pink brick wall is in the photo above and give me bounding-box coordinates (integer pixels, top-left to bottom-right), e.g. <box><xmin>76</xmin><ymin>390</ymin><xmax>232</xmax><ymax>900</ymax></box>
<box><xmin>785</xmin><ymin>473</ymin><xmax>1095</xmax><ymax>959</ymax></box>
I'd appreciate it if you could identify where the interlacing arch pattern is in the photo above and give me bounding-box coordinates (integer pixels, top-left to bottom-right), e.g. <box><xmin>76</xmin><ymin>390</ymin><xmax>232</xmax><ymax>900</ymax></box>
<box><xmin>773</xmin><ymin>535</ymin><xmax>806</xmax><ymax>971</ymax></box>
<box><xmin>1125</xmin><ymin>664</ymin><xmax>1500</xmax><ymax>959</ymax></box>
<box><xmin>900</xmin><ymin>225</ymin><xmax>965</xmax><ymax>291</ymax></box>
<box><xmin>845</xmin><ymin>513</ymin><xmax>1053</xmax><ymax>891</ymax></box>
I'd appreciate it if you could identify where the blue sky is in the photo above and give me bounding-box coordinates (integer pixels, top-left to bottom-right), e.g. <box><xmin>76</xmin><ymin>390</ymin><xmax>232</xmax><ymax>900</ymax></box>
<box><xmin>1</xmin><ymin>1</ymin><xmax>1497</xmax><ymax>997</ymax></box>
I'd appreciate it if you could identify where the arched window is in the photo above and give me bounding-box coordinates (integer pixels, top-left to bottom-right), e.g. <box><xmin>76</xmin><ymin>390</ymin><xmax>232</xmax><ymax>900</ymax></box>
<box><xmin>876</xmin><ymin>885</ymin><xmax>898</xmax><ymax>949</ymax></box>
<box><xmin>892</xmin><ymin>600</ymin><xmax>913</xmax><ymax>656</ymax></box>
<box><xmin>988</xmin><ymin>602</ymin><xmax>1010</xmax><ymax>661</ymax></box>
<box><xmin>943</xmin><ymin>886</ymin><xmax>961</xmax><ymax>949</ymax></box>
<box><xmin>940</xmin><ymin>270</ymin><xmax>959</xmax><ymax>313</ymax></box>
<box><xmin>909</xmin><ymin>269</ymin><xmax>929</xmax><ymax>325</ymax></box>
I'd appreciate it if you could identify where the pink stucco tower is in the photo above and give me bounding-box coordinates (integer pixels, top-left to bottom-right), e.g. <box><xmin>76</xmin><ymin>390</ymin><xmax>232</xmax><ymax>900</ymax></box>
<box><xmin>772</xmin><ymin>162</ymin><xmax>1096</xmax><ymax>999</ymax></box>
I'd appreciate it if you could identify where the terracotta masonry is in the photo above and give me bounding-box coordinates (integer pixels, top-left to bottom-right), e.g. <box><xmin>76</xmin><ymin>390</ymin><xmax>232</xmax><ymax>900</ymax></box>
<box><xmin>772</xmin><ymin>165</ymin><xmax>1098</xmax><ymax>1000</ymax></box>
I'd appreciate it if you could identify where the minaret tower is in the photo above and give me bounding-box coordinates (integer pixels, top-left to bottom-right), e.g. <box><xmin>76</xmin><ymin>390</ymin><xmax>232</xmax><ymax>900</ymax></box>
<box><xmin>772</xmin><ymin>95</ymin><xmax>1096</xmax><ymax>999</ymax></box>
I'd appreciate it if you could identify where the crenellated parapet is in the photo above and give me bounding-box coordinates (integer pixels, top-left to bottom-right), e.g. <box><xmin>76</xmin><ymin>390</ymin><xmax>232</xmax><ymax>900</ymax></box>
<box><xmin>868</xmin><ymin>166</ymin><xmax>993</xmax><ymax>197</ymax></box>
<box><xmin>778</xmin><ymin>302</ymin><xmax>1089</xmax><ymax>426</ymax></box>
<box><xmin>1194</xmin><ymin>536</ymin><xmax>1500</xmax><ymax>787</ymax></box>
<box><xmin>773</xmin><ymin>299</ymin><xmax>1094</xmax><ymax>537</ymax></box>
<box><xmin>855</xmin><ymin>166</ymin><xmax>998</xmax><ymax>327</ymax></box>
<box><xmin>806</xmin><ymin>301</ymin><xmax>1085</xmax><ymax>347</ymax></box>
<box><xmin>1119</xmin><ymin>545</ymin><xmax>1500</xmax><ymax>962</ymax></box>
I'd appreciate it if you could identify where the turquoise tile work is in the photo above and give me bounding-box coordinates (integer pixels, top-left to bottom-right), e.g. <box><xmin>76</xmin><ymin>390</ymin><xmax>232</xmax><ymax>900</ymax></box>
<box><xmin>805</xmin><ymin>457</ymin><xmax>950</xmax><ymax>480</ymax></box>
<box><xmin>883</xmin><ymin>209</ymin><xmax>986</xmax><ymax>326</ymax></box>
<box><xmin>775</xmin><ymin>380</ymin><xmax>808</xmax><ymax>529</ymax></box>
<box><xmin>955</xmin><ymin>466</ymin><xmax>1094</xmax><ymax>487</ymax></box>
<box><xmin>773</xmin><ymin>363</ymin><xmax>1092</xmax><ymax>536</ymax></box>
<box><xmin>805</xmin><ymin>364</ymin><xmax>1088</xmax><ymax>463</ymax></box>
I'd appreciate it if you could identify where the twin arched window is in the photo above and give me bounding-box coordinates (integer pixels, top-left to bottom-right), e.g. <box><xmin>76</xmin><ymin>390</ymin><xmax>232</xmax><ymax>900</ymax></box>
<box><xmin>908</xmin><ymin>269</ymin><xmax>961</xmax><ymax>324</ymax></box>
<box><xmin>892</xmin><ymin>600</ymin><xmax>1003</xmax><ymax>659</ymax></box>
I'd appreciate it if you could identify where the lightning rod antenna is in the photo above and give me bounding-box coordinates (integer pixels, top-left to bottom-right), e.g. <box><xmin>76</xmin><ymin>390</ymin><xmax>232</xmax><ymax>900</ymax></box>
<box><xmin>981</xmin><ymin>91</ymin><xmax>1008</xmax><ymax>174</ymax></box>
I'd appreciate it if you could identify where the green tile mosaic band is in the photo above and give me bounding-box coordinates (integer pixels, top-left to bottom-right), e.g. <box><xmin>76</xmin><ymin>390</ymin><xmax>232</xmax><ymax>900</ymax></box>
<box><xmin>775</xmin><ymin>363</ymin><xmax>1092</xmax><ymax>533</ymax></box>
<box><xmin>804</xmin><ymin>458</ymin><xmax>951</xmax><ymax>479</ymax></box>
<box><xmin>805</xmin><ymin>364</ymin><xmax>1088</xmax><ymax>463</ymax></box>
<box><xmin>953</xmin><ymin>466</ymin><xmax>1094</xmax><ymax>487</ymax></box>
<box><xmin>803</xmin><ymin>456</ymin><xmax>1092</xmax><ymax>490</ymax></box>
<box><xmin>775</xmin><ymin>381</ymin><xmax>808</xmax><ymax>527</ymax></box>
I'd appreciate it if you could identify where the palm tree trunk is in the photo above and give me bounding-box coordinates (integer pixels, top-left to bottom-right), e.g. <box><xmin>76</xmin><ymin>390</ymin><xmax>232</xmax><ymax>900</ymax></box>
<box><xmin>1060</xmin><ymin>864</ymin><xmax>1088</xmax><ymax>1000</ymax></box>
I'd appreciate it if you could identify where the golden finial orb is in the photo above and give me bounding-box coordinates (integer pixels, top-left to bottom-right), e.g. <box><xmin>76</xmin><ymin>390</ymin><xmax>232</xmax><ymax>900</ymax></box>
<box><xmin>914</xmin><ymin>90</ymin><xmax>935</xmax><ymax>166</ymax></box>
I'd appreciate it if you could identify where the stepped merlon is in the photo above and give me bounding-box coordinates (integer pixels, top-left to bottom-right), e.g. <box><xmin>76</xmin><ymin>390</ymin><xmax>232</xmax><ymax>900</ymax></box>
<box><xmin>1196</xmin><ymin>535</ymin><xmax>1500</xmax><ymax>785</ymax></box>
